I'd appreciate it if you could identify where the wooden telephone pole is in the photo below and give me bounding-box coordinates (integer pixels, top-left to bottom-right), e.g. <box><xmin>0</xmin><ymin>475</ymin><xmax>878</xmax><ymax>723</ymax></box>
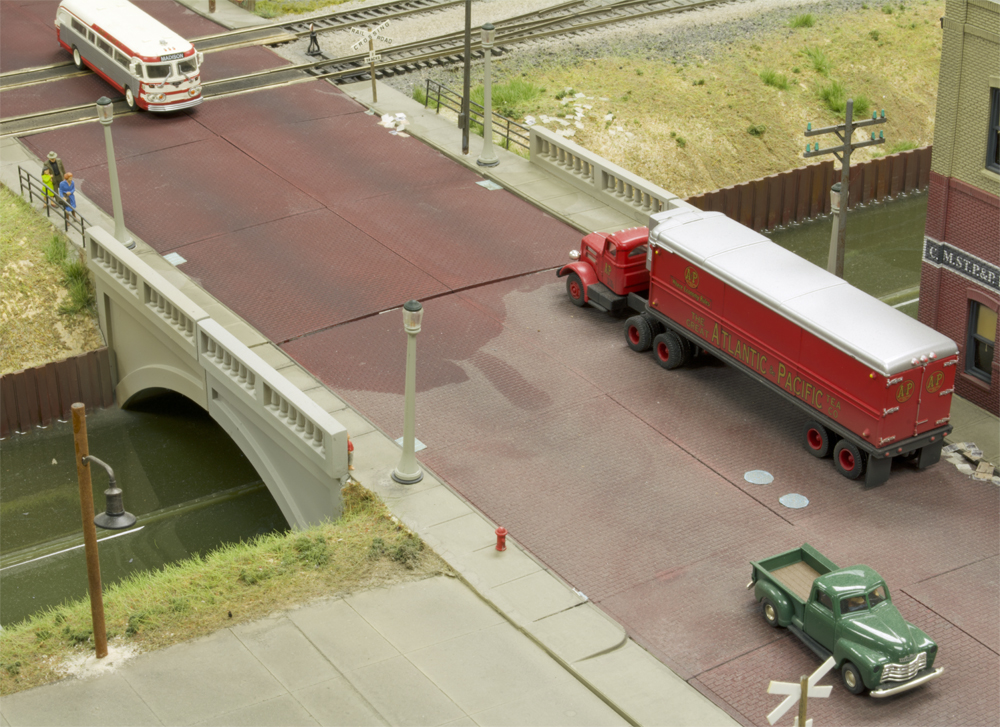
<box><xmin>804</xmin><ymin>101</ymin><xmax>888</xmax><ymax>278</ymax></box>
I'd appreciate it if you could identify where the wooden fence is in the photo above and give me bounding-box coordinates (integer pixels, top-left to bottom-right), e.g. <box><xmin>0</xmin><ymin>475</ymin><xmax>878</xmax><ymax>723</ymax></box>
<box><xmin>685</xmin><ymin>146</ymin><xmax>933</xmax><ymax>232</ymax></box>
<box><xmin>1</xmin><ymin>348</ymin><xmax>115</xmax><ymax>438</ymax></box>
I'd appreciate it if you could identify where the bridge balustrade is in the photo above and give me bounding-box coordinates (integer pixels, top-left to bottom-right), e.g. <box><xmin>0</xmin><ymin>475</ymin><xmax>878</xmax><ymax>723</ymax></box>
<box><xmin>529</xmin><ymin>126</ymin><xmax>698</xmax><ymax>225</ymax></box>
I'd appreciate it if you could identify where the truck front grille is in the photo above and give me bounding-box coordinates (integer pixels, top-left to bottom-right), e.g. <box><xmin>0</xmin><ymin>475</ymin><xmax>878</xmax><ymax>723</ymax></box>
<box><xmin>881</xmin><ymin>652</ymin><xmax>926</xmax><ymax>683</ymax></box>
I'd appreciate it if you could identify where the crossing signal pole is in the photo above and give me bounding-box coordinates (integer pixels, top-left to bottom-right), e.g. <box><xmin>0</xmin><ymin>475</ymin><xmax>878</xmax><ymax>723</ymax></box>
<box><xmin>804</xmin><ymin>100</ymin><xmax>888</xmax><ymax>278</ymax></box>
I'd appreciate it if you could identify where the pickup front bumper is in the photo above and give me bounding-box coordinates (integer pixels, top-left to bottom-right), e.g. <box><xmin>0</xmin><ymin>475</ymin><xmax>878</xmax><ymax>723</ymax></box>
<box><xmin>869</xmin><ymin>667</ymin><xmax>944</xmax><ymax>698</ymax></box>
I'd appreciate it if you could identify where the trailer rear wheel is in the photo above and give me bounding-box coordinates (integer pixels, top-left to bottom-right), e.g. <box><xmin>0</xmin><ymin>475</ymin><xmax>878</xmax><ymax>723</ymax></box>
<box><xmin>803</xmin><ymin>421</ymin><xmax>835</xmax><ymax>458</ymax></box>
<box><xmin>841</xmin><ymin>662</ymin><xmax>866</xmax><ymax>695</ymax></box>
<box><xmin>653</xmin><ymin>331</ymin><xmax>687</xmax><ymax>370</ymax></box>
<box><xmin>72</xmin><ymin>47</ymin><xmax>84</xmax><ymax>70</ymax></box>
<box><xmin>625</xmin><ymin>316</ymin><xmax>653</xmax><ymax>352</ymax></box>
<box><xmin>566</xmin><ymin>273</ymin><xmax>586</xmax><ymax>307</ymax></box>
<box><xmin>834</xmin><ymin>440</ymin><xmax>866</xmax><ymax>480</ymax></box>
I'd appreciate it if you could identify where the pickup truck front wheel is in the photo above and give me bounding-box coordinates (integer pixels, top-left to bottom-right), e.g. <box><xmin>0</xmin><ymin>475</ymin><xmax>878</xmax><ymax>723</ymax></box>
<box><xmin>841</xmin><ymin>662</ymin><xmax>866</xmax><ymax>695</ymax></box>
<box><xmin>761</xmin><ymin>598</ymin><xmax>780</xmax><ymax>628</ymax></box>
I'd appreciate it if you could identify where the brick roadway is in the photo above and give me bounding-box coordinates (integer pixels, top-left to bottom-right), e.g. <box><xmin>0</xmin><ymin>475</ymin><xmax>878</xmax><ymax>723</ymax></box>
<box><xmin>15</xmin><ymin>33</ymin><xmax>999</xmax><ymax>727</ymax></box>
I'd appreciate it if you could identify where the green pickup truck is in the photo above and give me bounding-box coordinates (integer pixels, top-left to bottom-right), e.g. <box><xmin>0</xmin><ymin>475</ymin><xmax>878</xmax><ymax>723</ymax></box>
<box><xmin>749</xmin><ymin>544</ymin><xmax>943</xmax><ymax>697</ymax></box>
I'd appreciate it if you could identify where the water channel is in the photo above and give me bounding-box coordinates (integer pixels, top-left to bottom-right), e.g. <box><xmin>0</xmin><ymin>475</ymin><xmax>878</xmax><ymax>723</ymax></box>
<box><xmin>0</xmin><ymin>392</ymin><xmax>288</xmax><ymax>628</ymax></box>
<box><xmin>764</xmin><ymin>190</ymin><xmax>927</xmax><ymax>318</ymax></box>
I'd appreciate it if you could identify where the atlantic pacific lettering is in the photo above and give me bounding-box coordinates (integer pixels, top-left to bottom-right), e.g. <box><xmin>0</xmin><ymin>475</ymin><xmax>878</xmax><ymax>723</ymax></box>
<box><xmin>693</xmin><ymin>317</ymin><xmax>824</xmax><ymax>411</ymax></box>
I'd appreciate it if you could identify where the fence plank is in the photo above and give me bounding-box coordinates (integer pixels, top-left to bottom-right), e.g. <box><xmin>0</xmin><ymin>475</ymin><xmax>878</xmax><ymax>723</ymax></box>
<box><xmin>55</xmin><ymin>358</ymin><xmax>80</xmax><ymax>418</ymax></box>
<box><xmin>767</xmin><ymin>175</ymin><xmax>783</xmax><ymax>230</ymax></box>
<box><xmin>752</xmin><ymin>179</ymin><xmax>769</xmax><ymax>231</ymax></box>
<box><xmin>13</xmin><ymin>373</ymin><xmax>36</xmax><ymax>431</ymax></box>
<box><xmin>1</xmin><ymin>375</ymin><xmax>18</xmax><ymax>437</ymax></box>
<box><xmin>848</xmin><ymin>164</ymin><xmax>864</xmax><ymax>208</ymax></box>
<box><xmin>795</xmin><ymin>169</ymin><xmax>810</xmax><ymax>223</ymax></box>
<box><xmin>781</xmin><ymin>171</ymin><xmax>798</xmax><ymax>227</ymax></box>
<box><xmin>808</xmin><ymin>164</ymin><xmax>826</xmax><ymax>218</ymax></box>
<box><xmin>917</xmin><ymin>146</ymin><xmax>932</xmax><ymax>189</ymax></box>
<box><xmin>739</xmin><ymin>184</ymin><xmax>754</xmax><ymax>228</ymax></box>
<box><xmin>41</xmin><ymin>362</ymin><xmax>62</xmax><ymax>424</ymax></box>
<box><xmin>723</xmin><ymin>186</ymin><xmax>740</xmax><ymax>222</ymax></box>
<box><xmin>875</xmin><ymin>157</ymin><xmax>890</xmax><ymax>201</ymax></box>
<box><xmin>862</xmin><ymin>160</ymin><xmax>877</xmax><ymax>204</ymax></box>
<box><xmin>889</xmin><ymin>154</ymin><xmax>905</xmax><ymax>196</ymax></box>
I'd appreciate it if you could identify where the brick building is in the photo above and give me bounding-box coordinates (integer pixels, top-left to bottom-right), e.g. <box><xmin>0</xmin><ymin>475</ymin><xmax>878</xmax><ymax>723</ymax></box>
<box><xmin>920</xmin><ymin>0</ymin><xmax>1000</xmax><ymax>414</ymax></box>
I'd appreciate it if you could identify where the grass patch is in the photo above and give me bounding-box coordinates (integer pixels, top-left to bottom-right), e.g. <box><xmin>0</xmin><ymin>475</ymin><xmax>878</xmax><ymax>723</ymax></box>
<box><xmin>788</xmin><ymin>14</ymin><xmax>816</xmax><ymax>28</ymax></box>
<box><xmin>758</xmin><ymin>69</ymin><xmax>789</xmax><ymax>90</ymax></box>
<box><xmin>817</xmin><ymin>81</ymin><xmax>870</xmax><ymax>116</ymax></box>
<box><xmin>252</xmin><ymin>0</ymin><xmax>353</xmax><ymax>19</ymax></box>
<box><xmin>0</xmin><ymin>480</ymin><xmax>450</xmax><ymax>696</ymax></box>
<box><xmin>874</xmin><ymin>139</ymin><xmax>920</xmax><ymax>156</ymax></box>
<box><xmin>747</xmin><ymin>124</ymin><xmax>767</xmax><ymax>137</ymax></box>
<box><xmin>801</xmin><ymin>46</ymin><xmax>831</xmax><ymax>76</ymax></box>
<box><xmin>0</xmin><ymin>185</ymin><xmax>102</xmax><ymax>375</ymax></box>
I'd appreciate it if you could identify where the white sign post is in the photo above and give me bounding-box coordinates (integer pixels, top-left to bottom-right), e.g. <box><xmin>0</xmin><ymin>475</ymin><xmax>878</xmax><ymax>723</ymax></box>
<box><xmin>766</xmin><ymin>656</ymin><xmax>835</xmax><ymax>727</ymax></box>
<box><xmin>349</xmin><ymin>21</ymin><xmax>393</xmax><ymax>103</ymax></box>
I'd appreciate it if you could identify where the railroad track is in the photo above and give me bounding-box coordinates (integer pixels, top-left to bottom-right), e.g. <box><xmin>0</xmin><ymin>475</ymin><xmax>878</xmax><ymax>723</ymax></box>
<box><xmin>1</xmin><ymin>0</ymin><xmax>727</xmax><ymax>138</ymax></box>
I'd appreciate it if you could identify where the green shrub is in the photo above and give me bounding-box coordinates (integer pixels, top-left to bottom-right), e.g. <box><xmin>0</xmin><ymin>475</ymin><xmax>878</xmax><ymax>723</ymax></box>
<box><xmin>869</xmin><ymin>29</ymin><xmax>881</xmax><ymax>41</ymax></box>
<box><xmin>882</xmin><ymin>4</ymin><xmax>894</xmax><ymax>13</ymax></box>
<box><xmin>692</xmin><ymin>78</ymin><xmax>705</xmax><ymax>86</ymax></box>
<box><xmin>759</xmin><ymin>69</ymin><xmax>789</xmax><ymax>90</ymax></box>
<box><xmin>675</xmin><ymin>136</ymin><xmax>687</xmax><ymax>148</ymax></box>
<box><xmin>852</xmin><ymin>94</ymin><xmax>872</xmax><ymax>117</ymax></box>
<box><xmin>44</xmin><ymin>235</ymin><xmax>66</xmax><ymax>266</ymax></box>
<box><xmin>58</xmin><ymin>256</ymin><xmax>93</xmax><ymax>315</ymax></box>
<box><xmin>747</xmin><ymin>124</ymin><xmax>767</xmax><ymax>137</ymax></box>
<box><xmin>818</xmin><ymin>80</ymin><xmax>847</xmax><ymax>113</ymax></box>
<box><xmin>788</xmin><ymin>14</ymin><xmax>816</xmax><ymax>28</ymax></box>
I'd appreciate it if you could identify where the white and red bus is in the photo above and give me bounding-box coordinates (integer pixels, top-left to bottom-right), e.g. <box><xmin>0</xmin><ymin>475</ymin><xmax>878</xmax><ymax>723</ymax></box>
<box><xmin>56</xmin><ymin>0</ymin><xmax>203</xmax><ymax>112</ymax></box>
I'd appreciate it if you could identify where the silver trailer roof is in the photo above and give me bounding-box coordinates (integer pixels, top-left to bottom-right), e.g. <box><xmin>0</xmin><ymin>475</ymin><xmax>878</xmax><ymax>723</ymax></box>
<box><xmin>647</xmin><ymin>209</ymin><xmax>958</xmax><ymax>376</ymax></box>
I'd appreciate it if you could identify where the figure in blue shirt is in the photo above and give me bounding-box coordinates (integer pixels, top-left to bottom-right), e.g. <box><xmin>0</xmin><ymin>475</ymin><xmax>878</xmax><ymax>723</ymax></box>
<box><xmin>58</xmin><ymin>172</ymin><xmax>76</xmax><ymax>216</ymax></box>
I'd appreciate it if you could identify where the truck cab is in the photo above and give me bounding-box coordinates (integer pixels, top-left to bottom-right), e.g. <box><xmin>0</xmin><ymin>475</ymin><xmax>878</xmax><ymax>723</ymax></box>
<box><xmin>751</xmin><ymin>544</ymin><xmax>942</xmax><ymax>697</ymax></box>
<box><xmin>557</xmin><ymin>227</ymin><xmax>650</xmax><ymax>312</ymax></box>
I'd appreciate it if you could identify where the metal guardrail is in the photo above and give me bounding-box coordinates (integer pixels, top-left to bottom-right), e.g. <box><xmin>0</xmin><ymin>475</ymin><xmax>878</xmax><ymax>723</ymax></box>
<box><xmin>17</xmin><ymin>166</ymin><xmax>89</xmax><ymax>238</ymax></box>
<box><xmin>423</xmin><ymin>79</ymin><xmax>530</xmax><ymax>151</ymax></box>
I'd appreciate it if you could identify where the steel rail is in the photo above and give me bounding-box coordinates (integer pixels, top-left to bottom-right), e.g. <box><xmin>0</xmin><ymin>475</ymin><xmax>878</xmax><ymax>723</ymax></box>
<box><xmin>1</xmin><ymin>0</ymin><xmax>727</xmax><ymax>137</ymax></box>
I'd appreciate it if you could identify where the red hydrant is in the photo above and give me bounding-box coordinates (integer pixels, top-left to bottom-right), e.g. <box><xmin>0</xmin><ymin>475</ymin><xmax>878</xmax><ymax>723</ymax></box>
<box><xmin>495</xmin><ymin>526</ymin><xmax>507</xmax><ymax>551</ymax></box>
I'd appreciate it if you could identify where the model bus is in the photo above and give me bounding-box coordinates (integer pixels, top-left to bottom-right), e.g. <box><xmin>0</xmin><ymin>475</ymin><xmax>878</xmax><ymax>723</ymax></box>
<box><xmin>56</xmin><ymin>0</ymin><xmax>203</xmax><ymax>112</ymax></box>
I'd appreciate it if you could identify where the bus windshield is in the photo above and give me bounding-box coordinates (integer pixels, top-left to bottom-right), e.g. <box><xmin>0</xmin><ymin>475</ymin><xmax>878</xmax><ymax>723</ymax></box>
<box><xmin>145</xmin><ymin>63</ymin><xmax>171</xmax><ymax>79</ymax></box>
<box><xmin>178</xmin><ymin>58</ymin><xmax>198</xmax><ymax>74</ymax></box>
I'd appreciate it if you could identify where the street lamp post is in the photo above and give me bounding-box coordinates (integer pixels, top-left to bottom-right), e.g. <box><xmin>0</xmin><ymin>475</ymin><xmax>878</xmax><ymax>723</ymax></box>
<box><xmin>95</xmin><ymin>97</ymin><xmax>134</xmax><ymax>249</ymax></box>
<box><xmin>477</xmin><ymin>23</ymin><xmax>499</xmax><ymax>168</ymax></box>
<box><xmin>392</xmin><ymin>300</ymin><xmax>424</xmax><ymax>484</ymax></box>
<box><xmin>72</xmin><ymin>402</ymin><xmax>137</xmax><ymax>659</ymax></box>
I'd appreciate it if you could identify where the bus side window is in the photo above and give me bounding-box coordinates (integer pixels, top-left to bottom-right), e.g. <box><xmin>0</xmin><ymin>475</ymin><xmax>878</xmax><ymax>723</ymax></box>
<box><xmin>87</xmin><ymin>30</ymin><xmax>95</xmax><ymax>43</ymax></box>
<box><xmin>114</xmin><ymin>49</ymin><xmax>129</xmax><ymax>67</ymax></box>
<box><xmin>71</xmin><ymin>18</ymin><xmax>86</xmax><ymax>34</ymax></box>
<box><xmin>96</xmin><ymin>37</ymin><xmax>112</xmax><ymax>56</ymax></box>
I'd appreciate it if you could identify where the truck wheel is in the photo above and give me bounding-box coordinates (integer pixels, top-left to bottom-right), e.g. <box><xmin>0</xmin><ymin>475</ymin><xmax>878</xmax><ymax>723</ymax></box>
<box><xmin>803</xmin><ymin>421</ymin><xmax>835</xmax><ymax>458</ymax></box>
<box><xmin>625</xmin><ymin>316</ymin><xmax>653</xmax><ymax>352</ymax></box>
<box><xmin>72</xmin><ymin>47</ymin><xmax>84</xmax><ymax>70</ymax></box>
<box><xmin>653</xmin><ymin>331</ymin><xmax>687</xmax><ymax>370</ymax></box>
<box><xmin>761</xmin><ymin>598</ymin><xmax>780</xmax><ymax>628</ymax></box>
<box><xmin>124</xmin><ymin>86</ymin><xmax>137</xmax><ymax>112</ymax></box>
<box><xmin>566</xmin><ymin>273</ymin><xmax>586</xmax><ymax>307</ymax></box>
<box><xmin>834</xmin><ymin>440</ymin><xmax>866</xmax><ymax>480</ymax></box>
<box><xmin>841</xmin><ymin>662</ymin><xmax>866</xmax><ymax>695</ymax></box>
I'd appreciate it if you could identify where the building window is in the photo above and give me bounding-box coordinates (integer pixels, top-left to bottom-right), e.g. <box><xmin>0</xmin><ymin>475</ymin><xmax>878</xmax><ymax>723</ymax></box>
<box><xmin>989</xmin><ymin>88</ymin><xmax>1000</xmax><ymax>174</ymax></box>
<box><xmin>967</xmin><ymin>301</ymin><xmax>997</xmax><ymax>382</ymax></box>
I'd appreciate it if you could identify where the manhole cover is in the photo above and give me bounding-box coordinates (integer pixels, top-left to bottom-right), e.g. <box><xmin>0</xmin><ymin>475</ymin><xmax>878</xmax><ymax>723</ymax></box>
<box><xmin>779</xmin><ymin>493</ymin><xmax>809</xmax><ymax>509</ymax></box>
<box><xmin>744</xmin><ymin>470</ymin><xmax>773</xmax><ymax>485</ymax></box>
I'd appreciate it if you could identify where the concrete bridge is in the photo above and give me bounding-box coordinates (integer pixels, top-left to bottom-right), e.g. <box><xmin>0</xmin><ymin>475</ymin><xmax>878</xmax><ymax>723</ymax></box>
<box><xmin>76</xmin><ymin>126</ymin><xmax>690</xmax><ymax>530</ymax></box>
<box><xmin>85</xmin><ymin>225</ymin><xmax>349</xmax><ymax>529</ymax></box>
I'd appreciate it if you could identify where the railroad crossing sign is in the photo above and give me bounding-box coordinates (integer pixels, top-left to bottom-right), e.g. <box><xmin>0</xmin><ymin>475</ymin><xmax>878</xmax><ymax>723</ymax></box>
<box><xmin>348</xmin><ymin>21</ymin><xmax>393</xmax><ymax>103</ymax></box>
<box><xmin>766</xmin><ymin>657</ymin><xmax>835</xmax><ymax>726</ymax></box>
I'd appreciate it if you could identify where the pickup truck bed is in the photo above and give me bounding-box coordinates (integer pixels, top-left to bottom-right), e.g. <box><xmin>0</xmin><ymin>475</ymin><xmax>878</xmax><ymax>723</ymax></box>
<box><xmin>772</xmin><ymin>561</ymin><xmax>821</xmax><ymax>601</ymax></box>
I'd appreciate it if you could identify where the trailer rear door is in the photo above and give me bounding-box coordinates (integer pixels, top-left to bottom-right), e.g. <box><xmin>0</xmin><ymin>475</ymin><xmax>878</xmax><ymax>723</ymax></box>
<box><xmin>913</xmin><ymin>356</ymin><xmax>958</xmax><ymax>434</ymax></box>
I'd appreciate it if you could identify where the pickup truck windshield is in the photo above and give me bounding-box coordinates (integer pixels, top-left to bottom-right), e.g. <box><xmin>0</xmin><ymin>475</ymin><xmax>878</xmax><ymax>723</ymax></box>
<box><xmin>869</xmin><ymin>585</ymin><xmax>887</xmax><ymax>607</ymax></box>
<box><xmin>842</xmin><ymin>594</ymin><xmax>867</xmax><ymax>614</ymax></box>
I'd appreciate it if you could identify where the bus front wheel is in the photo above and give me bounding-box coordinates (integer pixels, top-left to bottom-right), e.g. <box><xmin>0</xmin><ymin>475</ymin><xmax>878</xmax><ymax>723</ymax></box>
<box><xmin>72</xmin><ymin>47</ymin><xmax>84</xmax><ymax>70</ymax></box>
<box><xmin>124</xmin><ymin>86</ymin><xmax>137</xmax><ymax>112</ymax></box>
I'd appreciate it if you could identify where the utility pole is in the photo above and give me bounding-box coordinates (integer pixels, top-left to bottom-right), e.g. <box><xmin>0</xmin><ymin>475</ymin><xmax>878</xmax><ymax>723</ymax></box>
<box><xmin>460</xmin><ymin>0</ymin><xmax>472</xmax><ymax>155</ymax></box>
<box><xmin>803</xmin><ymin>101</ymin><xmax>887</xmax><ymax>278</ymax></box>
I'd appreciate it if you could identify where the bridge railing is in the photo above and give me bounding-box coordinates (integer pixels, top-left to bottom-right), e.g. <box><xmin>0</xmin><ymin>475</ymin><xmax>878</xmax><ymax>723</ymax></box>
<box><xmin>529</xmin><ymin>126</ymin><xmax>698</xmax><ymax>225</ymax></box>
<box><xmin>87</xmin><ymin>228</ymin><xmax>207</xmax><ymax>362</ymax></box>
<box><xmin>85</xmin><ymin>227</ymin><xmax>347</xmax><ymax>480</ymax></box>
<box><xmin>198</xmin><ymin>319</ymin><xmax>346</xmax><ymax>478</ymax></box>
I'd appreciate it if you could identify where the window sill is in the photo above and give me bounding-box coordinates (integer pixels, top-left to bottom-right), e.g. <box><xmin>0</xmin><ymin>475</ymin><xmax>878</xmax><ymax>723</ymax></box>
<box><xmin>982</xmin><ymin>168</ymin><xmax>1000</xmax><ymax>186</ymax></box>
<box><xmin>960</xmin><ymin>371</ymin><xmax>993</xmax><ymax>391</ymax></box>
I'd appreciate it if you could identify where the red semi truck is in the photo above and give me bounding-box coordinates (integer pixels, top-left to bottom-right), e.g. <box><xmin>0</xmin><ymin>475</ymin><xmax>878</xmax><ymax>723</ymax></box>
<box><xmin>559</xmin><ymin>208</ymin><xmax>958</xmax><ymax>487</ymax></box>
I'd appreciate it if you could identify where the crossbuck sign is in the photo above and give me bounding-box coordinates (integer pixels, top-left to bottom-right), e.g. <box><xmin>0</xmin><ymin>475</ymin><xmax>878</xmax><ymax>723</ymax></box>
<box><xmin>349</xmin><ymin>21</ymin><xmax>393</xmax><ymax>103</ymax></box>
<box><xmin>766</xmin><ymin>656</ymin><xmax>835</xmax><ymax>726</ymax></box>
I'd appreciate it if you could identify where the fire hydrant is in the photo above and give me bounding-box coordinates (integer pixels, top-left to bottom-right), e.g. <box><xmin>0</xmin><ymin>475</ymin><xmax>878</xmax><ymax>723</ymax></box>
<box><xmin>495</xmin><ymin>526</ymin><xmax>507</xmax><ymax>552</ymax></box>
